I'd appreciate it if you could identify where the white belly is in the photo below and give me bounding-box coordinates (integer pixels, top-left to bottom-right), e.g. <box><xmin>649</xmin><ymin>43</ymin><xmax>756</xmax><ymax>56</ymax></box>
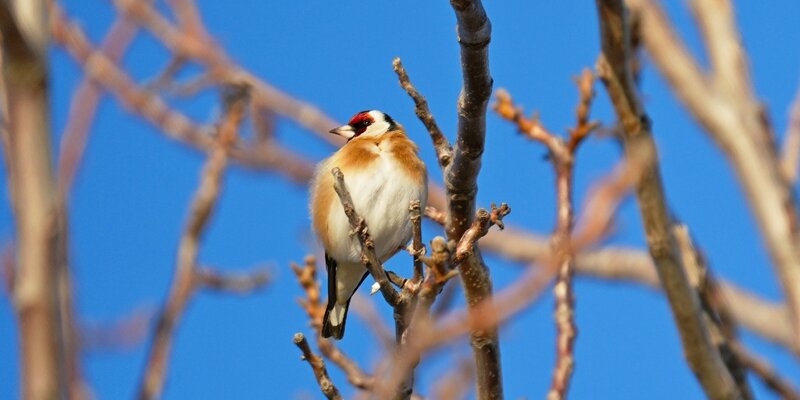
<box><xmin>326</xmin><ymin>155</ymin><xmax>426</xmax><ymax>264</ymax></box>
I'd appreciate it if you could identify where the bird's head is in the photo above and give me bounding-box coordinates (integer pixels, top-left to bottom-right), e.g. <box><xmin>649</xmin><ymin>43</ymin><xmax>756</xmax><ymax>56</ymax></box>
<box><xmin>329</xmin><ymin>110</ymin><xmax>398</xmax><ymax>141</ymax></box>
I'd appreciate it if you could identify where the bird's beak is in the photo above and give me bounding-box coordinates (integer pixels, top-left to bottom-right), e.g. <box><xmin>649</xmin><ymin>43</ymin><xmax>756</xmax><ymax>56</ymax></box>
<box><xmin>329</xmin><ymin>125</ymin><xmax>355</xmax><ymax>140</ymax></box>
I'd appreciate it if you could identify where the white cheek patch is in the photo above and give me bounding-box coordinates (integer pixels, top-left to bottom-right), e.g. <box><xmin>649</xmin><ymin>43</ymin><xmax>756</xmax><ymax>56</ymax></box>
<box><xmin>361</xmin><ymin>120</ymin><xmax>391</xmax><ymax>138</ymax></box>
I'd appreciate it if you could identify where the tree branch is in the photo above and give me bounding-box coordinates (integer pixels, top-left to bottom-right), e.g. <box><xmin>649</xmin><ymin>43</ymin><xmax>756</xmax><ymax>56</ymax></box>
<box><xmin>1</xmin><ymin>1</ymin><xmax>70</xmax><ymax>398</ymax></box>
<box><xmin>446</xmin><ymin>1</ymin><xmax>502</xmax><ymax>398</ymax></box>
<box><xmin>137</xmin><ymin>84</ymin><xmax>248</xmax><ymax>400</ymax></box>
<box><xmin>293</xmin><ymin>333</ymin><xmax>343</xmax><ymax>400</ymax></box>
<box><xmin>627</xmin><ymin>0</ymin><xmax>800</xmax><ymax>347</ymax></box>
<box><xmin>392</xmin><ymin>58</ymin><xmax>452</xmax><ymax>168</ymax></box>
<box><xmin>330</xmin><ymin>168</ymin><xmax>401</xmax><ymax>307</ymax></box>
<box><xmin>494</xmin><ymin>78</ymin><xmax>599</xmax><ymax>400</ymax></box>
<box><xmin>595</xmin><ymin>1</ymin><xmax>743</xmax><ymax>399</ymax></box>
<box><xmin>195</xmin><ymin>267</ymin><xmax>270</xmax><ymax>294</ymax></box>
<box><xmin>290</xmin><ymin>256</ymin><xmax>375</xmax><ymax>391</ymax></box>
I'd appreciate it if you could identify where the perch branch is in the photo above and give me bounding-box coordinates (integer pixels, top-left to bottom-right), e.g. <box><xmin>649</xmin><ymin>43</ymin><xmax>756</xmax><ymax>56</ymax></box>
<box><xmin>331</xmin><ymin>168</ymin><xmax>401</xmax><ymax>307</ymax></box>
<box><xmin>291</xmin><ymin>256</ymin><xmax>375</xmax><ymax>390</ymax></box>
<box><xmin>392</xmin><ymin>58</ymin><xmax>452</xmax><ymax>168</ymax></box>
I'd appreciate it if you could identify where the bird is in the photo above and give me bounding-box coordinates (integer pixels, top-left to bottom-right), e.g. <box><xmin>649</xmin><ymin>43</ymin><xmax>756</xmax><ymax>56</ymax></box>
<box><xmin>309</xmin><ymin>110</ymin><xmax>428</xmax><ymax>339</ymax></box>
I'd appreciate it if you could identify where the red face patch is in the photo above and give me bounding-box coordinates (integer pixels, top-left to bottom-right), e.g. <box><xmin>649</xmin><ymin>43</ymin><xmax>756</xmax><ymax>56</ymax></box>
<box><xmin>348</xmin><ymin>111</ymin><xmax>374</xmax><ymax>135</ymax></box>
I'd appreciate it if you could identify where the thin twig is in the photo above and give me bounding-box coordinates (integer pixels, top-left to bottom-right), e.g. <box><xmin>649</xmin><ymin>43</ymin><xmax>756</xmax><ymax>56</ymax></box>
<box><xmin>781</xmin><ymin>84</ymin><xmax>800</xmax><ymax>184</ymax></box>
<box><xmin>293</xmin><ymin>333</ymin><xmax>343</xmax><ymax>400</ymax></box>
<box><xmin>728</xmin><ymin>342</ymin><xmax>800</xmax><ymax>400</ymax></box>
<box><xmin>56</xmin><ymin>10</ymin><xmax>142</xmax><ymax>198</ymax></box>
<box><xmin>50</xmin><ymin>5</ymin><xmax>315</xmax><ymax>183</ymax></box>
<box><xmin>195</xmin><ymin>267</ymin><xmax>270</xmax><ymax>294</ymax></box>
<box><xmin>331</xmin><ymin>168</ymin><xmax>401</xmax><ymax>306</ymax></box>
<box><xmin>493</xmin><ymin>81</ymin><xmax>599</xmax><ymax>400</ymax></box>
<box><xmin>392</xmin><ymin>58</ymin><xmax>452</xmax><ymax>168</ymax></box>
<box><xmin>291</xmin><ymin>257</ymin><xmax>375</xmax><ymax>390</ymax></box>
<box><xmin>410</xmin><ymin>200</ymin><xmax>424</xmax><ymax>283</ymax></box>
<box><xmin>380</xmin><ymin>156</ymin><xmax>641</xmax><ymax>396</ymax></box>
<box><xmin>454</xmin><ymin>204</ymin><xmax>510</xmax><ymax>264</ymax></box>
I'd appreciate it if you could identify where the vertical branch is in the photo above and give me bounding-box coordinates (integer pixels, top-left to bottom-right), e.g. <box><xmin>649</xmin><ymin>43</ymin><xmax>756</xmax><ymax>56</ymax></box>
<box><xmin>494</xmin><ymin>73</ymin><xmax>598</xmax><ymax>399</ymax></box>
<box><xmin>594</xmin><ymin>1</ymin><xmax>742</xmax><ymax>399</ymax></box>
<box><xmin>447</xmin><ymin>2</ymin><xmax>502</xmax><ymax>399</ymax></box>
<box><xmin>0</xmin><ymin>1</ymin><xmax>66</xmax><ymax>398</ymax></box>
<box><xmin>137</xmin><ymin>85</ymin><xmax>248</xmax><ymax>400</ymax></box>
<box><xmin>627</xmin><ymin>0</ymin><xmax>800</xmax><ymax>344</ymax></box>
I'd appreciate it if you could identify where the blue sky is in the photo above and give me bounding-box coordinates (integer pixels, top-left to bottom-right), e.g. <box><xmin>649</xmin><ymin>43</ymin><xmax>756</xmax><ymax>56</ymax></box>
<box><xmin>2</xmin><ymin>0</ymin><xmax>800</xmax><ymax>398</ymax></box>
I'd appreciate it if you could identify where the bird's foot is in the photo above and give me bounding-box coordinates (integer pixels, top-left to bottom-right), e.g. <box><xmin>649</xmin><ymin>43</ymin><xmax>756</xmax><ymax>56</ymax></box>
<box><xmin>405</xmin><ymin>243</ymin><xmax>427</xmax><ymax>258</ymax></box>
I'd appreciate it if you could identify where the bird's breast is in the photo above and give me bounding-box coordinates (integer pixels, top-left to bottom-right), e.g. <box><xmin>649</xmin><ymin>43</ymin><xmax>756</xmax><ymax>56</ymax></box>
<box><xmin>312</xmin><ymin>135</ymin><xmax>427</xmax><ymax>264</ymax></box>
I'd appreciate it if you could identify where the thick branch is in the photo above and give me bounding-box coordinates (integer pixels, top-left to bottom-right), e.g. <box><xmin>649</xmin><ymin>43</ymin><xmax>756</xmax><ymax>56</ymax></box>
<box><xmin>2</xmin><ymin>1</ymin><xmax>68</xmax><ymax>398</ymax></box>
<box><xmin>627</xmin><ymin>0</ymin><xmax>800</xmax><ymax>344</ymax></box>
<box><xmin>595</xmin><ymin>2</ymin><xmax>742</xmax><ymax>399</ymax></box>
<box><xmin>447</xmin><ymin>2</ymin><xmax>502</xmax><ymax>398</ymax></box>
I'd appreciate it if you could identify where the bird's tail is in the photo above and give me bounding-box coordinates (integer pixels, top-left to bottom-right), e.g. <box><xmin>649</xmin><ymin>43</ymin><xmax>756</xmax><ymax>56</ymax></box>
<box><xmin>322</xmin><ymin>302</ymin><xmax>349</xmax><ymax>340</ymax></box>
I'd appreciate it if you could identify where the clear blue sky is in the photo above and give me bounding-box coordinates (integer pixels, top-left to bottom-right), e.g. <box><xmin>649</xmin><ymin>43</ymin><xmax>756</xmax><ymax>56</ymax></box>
<box><xmin>2</xmin><ymin>1</ymin><xmax>799</xmax><ymax>398</ymax></box>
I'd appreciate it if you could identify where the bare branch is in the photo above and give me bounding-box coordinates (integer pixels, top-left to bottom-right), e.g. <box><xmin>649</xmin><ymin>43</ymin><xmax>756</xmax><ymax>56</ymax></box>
<box><xmin>196</xmin><ymin>267</ymin><xmax>270</xmax><ymax>294</ymax></box>
<box><xmin>595</xmin><ymin>1</ymin><xmax>743</xmax><ymax>399</ymax></box>
<box><xmin>728</xmin><ymin>342</ymin><xmax>800</xmax><ymax>400</ymax></box>
<box><xmin>56</xmin><ymin>11</ymin><xmax>141</xmax><ymax>198</ymax></box>
<box><xmin>392</xmin><ymin>58</ymin><xmax>452</xmax><ymax>168</ymax></box>
<box><xmin>443</xmin><ymin>2</ymin><xmax>502</xmax><ymax>393</ymax></box>
<box><xmin>293</xmin><ymin>333</ymin><xmax>343</xmax><ymax>400</ymax></box>
<box><xmin>781</xmin><ymin>84</ymin><xmax>800</xmax><ymax>184</ymax></box>
<box><xmin>112</xmin><ymin>0</ymin><xmax>340</xmax><ymax>140</ymax></box>
<box><xmin>291</xmin><ymin>257</ymin><xmax>375</xmax><ymax>390</ymax></box>
<box><xmin>424</xmin><ymin>206</ymin><xmax>448</xmax><ymax>226</ymax></box>
<box><xmin>454</xmin><ymin>204</ymin><xmax>510</xmax><ymax>263</ymax></box>
<box><xmin>137</xmin><ymin>85</ymin><xmax>248</xmax><ymax>400</ymax></box>
<box><xmin>1</xmin><ymin>1</ymin><xmax>71</xmax><ymax>398</ymax></box>
<box><xmin>331</xmin><ymin>168</ymin><xmax>401</xmax><ymax>307</ymax></box>
<box><xmin>567</xmin><ymin>68</ymin><xmax>600</xmax><ymax>152</ymax></box>
<box><xmin>410</xmin><ymin>200</ymin><xmax>424</xmax><ymax>283</ymax></box>
<box><xmin>50</xmin><ymin>6</ymin><xmax>315</xmax><ymax>182</ymax></box>
<box><xmin>627</xmin><ymin>0</ymin><xmax>800</xmax><ymax>344</ymax></box>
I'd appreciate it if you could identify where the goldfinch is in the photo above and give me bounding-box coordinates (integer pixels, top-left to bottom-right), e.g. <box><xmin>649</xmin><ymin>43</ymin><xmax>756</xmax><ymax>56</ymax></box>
<box><xmin>309</xmin><ymin>110</ymin><xmax>428</xmax><ymax>339</ymax></box>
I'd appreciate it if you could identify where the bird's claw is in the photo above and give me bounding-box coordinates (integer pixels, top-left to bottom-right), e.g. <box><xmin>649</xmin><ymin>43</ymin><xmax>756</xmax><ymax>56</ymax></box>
<box><xmin>405</xmin><ymin>244</ymin><xmax>427</xmax><ymax>258</ymax></box>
